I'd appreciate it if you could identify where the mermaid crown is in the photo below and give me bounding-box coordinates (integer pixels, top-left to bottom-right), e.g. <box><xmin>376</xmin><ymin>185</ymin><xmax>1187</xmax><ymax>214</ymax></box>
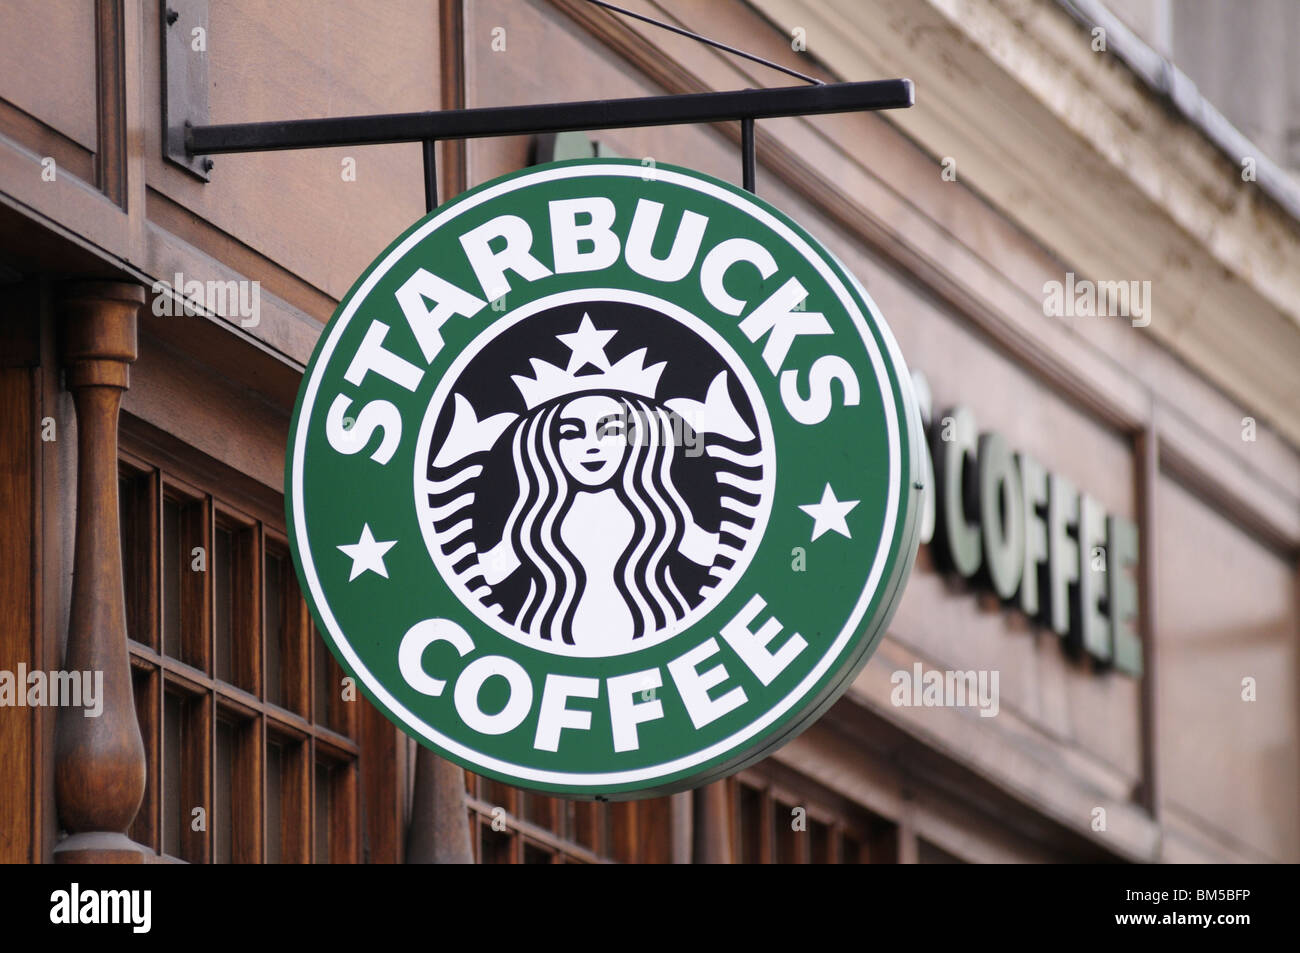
<box><xmin>512</xmin><ymin>313</ymin><xmax>665</xmax><ymax>410</ymax></box>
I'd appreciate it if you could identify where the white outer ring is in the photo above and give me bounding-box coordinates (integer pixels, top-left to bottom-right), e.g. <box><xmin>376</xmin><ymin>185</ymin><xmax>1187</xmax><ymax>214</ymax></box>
<box><xmin>291</xmin><ymin>163</ymin><xmax>901</xmax><ymax>787</ymax></box>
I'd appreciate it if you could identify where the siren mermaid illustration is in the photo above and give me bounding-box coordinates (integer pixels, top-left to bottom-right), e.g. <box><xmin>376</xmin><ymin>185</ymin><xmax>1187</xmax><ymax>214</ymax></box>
<box><xmin>421</xmin><ymin>312</ymin><xmax>768</xmax><ymax>655</ymax></box>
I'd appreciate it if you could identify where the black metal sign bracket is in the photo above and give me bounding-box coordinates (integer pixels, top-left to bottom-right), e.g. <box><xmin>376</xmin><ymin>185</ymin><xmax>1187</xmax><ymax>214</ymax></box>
<box><xmin>183</xmin><ymin>79</ymin><xmax>914</xmax><ymax>209</ymax></box>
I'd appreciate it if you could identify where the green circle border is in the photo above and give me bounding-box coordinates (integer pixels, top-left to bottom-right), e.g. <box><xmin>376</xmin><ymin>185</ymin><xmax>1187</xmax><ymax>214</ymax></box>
<box><xmin>285</xmin><ymin>158</ymin><xmax>925</xmax><ymax>799</ymax></box>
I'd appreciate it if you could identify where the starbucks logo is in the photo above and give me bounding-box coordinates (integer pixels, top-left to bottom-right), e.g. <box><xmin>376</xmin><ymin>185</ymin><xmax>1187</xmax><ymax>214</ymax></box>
<box><xmin>416</xmin><ymin>298</ymin><xmax>774</xmax><ymax>657</ymax></box>
<box><xmin>287</xmin><ymin>160</ymin><xmax>923</xmax><ymax>797</ymax></box>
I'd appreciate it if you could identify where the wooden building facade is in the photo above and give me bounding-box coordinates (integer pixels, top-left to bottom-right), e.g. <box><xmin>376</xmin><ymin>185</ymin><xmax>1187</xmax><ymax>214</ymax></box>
<box><xmin>1</xmin><ymin>0</ymin><xmax>1297</xmax><ymax>864</ymax></box>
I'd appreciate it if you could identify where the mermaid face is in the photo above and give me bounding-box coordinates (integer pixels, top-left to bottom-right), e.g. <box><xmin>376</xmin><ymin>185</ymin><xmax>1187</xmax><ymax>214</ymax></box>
<box><xmin>557</xmin><ymin>394</ymin><xmax>627</xmax><ymax>487</ymax></box>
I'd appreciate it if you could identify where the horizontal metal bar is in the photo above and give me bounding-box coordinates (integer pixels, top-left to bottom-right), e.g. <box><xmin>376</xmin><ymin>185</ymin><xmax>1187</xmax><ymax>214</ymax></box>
<box><xmin>186</xmin><ymin>79</ymin><xmax>913</xmax><ymax>155</ymax></box>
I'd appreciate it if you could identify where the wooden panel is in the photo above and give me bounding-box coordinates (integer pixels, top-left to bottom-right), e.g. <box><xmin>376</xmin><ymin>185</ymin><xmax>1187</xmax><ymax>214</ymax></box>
<box><xmin>609</xmin><ymin>801</ymin><xmax>637</xmax><ymax>863</ymax></box>
<box><xmin>282</xmin><ymin>734</ymin><xmax>312</xmax><ymax>863</ymax></box>
<box><xmin>276</xmin><ymin>539</ymin><xmax>312</xmax><ymax>717</ymax></box>
<box><xmin>330</xmin><ymin>758</ymin><xmax>358</xmax><ymax>863</ymax></box>
<box><xmin>123</xmin><ymin>330</ymin><xmax>289</xmax><ymax>493</ymax></box>
<box><xmin>141</xmin><ymin>0</ymin><xmax>438</xmax><ymax>300</ymax></box>
<box><xmin>178</xmin><ymin>690</ymin><xmax>211</xmax><ymax>863</ymax></box>
<box><xmin>94</xmin><ymin>0</ymin><xmax>127</xmax><ymax>205</ymax></box>
<box><xmin>231</xmin><ymin>714</ymin><xmax>263</xmax><ymax>863</ymax></box>
<box><xmin>0</xmin><ymin>367</ymin><xmax>36</xmax><ymax>862</ymax></box>
<box><xmin>1155</xmin><ymin>474</ymin><xmax>1300</xmax><ymax>861</ymax></box>
<box><xmin>359</xmin><ymin>700</ymin><xmax>404</xmax><ymax>863</ymax></box>
<box><xmin>231</xmin><ymin>524</ymin><xmax>260</xmax><ymax>695</ymax></box>
<box><xmin>0</xmin><ymin>0</ymin><xmax>98</xmax><ymax>150</ymax></box>
<box><xmin>636</xmin><ymin>797</ymin><xmax>673</xmax><ymax>864</ymax></box>
<box><xmin>180</xmin><ymin>496</ymin><xmax>209</xmax><ymax>670</ymax></box>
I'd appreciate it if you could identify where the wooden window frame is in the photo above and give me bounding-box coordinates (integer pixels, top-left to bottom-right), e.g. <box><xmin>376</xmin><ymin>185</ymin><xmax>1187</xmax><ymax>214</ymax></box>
<box><xmin>118</xmin><ymin>433</ymin><xmax>362</xmax><ymax>864</ymax></box>
<box><xmin>729</xmin><ymin>764</ymin><xmax>896</xmax><ymax>864</ymax></box>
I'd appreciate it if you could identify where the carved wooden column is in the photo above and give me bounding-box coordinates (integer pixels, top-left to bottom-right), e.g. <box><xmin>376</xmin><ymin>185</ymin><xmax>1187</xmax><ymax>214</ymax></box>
<box><xmin>53</xmin><ymin>281</ymin><xmax>148</xmax><ymax>863</ymax></box>
<box><xmin>692</xmin><ymin>780</ymin><xmax>733</xmax><ymax>863</ymax></box>
<box><xmin>671</xmin><ymin>791</ymin><xmax>693</xmax><ymax>863</ymax></box>
<box><xmin>405</xmin><ymin>748</ymin><xmax>473</xmax><ymax>863</ymax></box>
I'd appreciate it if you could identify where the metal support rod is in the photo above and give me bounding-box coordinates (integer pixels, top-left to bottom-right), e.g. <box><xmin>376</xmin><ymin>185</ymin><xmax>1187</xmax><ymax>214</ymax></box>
<box><xmin>741</xmin><ymin>117</ymin><xmax>755</xmax><ymax>193</ymax></box>
<box><xmin>406</xmin><ymin>141</ymin><xmax>476</xmax><ymax>864</ymax></box>
<box><xmin>422</xmin><ymin>139</ymin><xmax>438</xmax><ymax>214</ymax></box>
<box><xmin>187</xmin><ymin>80</ymin><xmax>913</xmax><ymax>155</ymax></box>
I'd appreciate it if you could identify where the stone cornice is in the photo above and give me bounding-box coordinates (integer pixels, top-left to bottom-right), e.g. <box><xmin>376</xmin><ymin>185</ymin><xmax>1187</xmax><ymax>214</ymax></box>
<box><xmin>749</xmin><ymin>0</ymin><xmax>1300</xmax><ymax>448</ymax></box>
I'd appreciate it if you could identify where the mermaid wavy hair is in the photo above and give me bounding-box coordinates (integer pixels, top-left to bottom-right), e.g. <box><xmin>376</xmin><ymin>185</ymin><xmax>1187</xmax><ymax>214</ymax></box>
<box><xmin>500</xmin><ymin>393</ymin><xmax>698</xmax><ymax>644</ymax></box>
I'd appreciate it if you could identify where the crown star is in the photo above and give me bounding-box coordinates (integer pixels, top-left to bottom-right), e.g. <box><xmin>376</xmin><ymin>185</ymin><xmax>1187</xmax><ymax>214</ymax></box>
<box><xmin>512</xmin><ymin>315</ymin><xmax>666</xmax><ymax>409</ymax></box>
<box><xmin>557</xmin><ymin>314</ymin><xmax>617</xmax><ymax>373</ymax></box>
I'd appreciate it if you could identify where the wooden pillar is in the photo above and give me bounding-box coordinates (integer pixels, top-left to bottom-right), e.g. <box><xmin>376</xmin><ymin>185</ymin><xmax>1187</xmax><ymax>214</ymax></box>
<box><xmin>692</xmin><ymin>780</ymin><xmax>733</xmax><ymax>863</ymax></box>
<box><xmin>405</xmin><ymin>749</ymin><xmax>473</xmax><ymax>863</ymax></box>
<box><xmin>53</xmin><ymin>281</ymin><xmax>148</xmax><ymax>863</ymax></box>
<box><xmin>671</xmin><ymin>791</ymin><xmax>693</xmax><ymax>863</ymax></box>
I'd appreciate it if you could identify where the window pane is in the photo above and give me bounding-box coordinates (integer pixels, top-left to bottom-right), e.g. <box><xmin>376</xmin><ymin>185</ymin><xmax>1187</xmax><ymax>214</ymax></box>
<box><xmin>163</xmin><ymin>692</ymin><xmax>181</xmax><ymax>858</ymax></box>
<box><xmin>480</xmin><ymin>778</ymin><xmax>514</xmax><ymax>818</ymax></box>
<box><xmin>573</xmin><ymin>801</ymin><xmax>601</xmax><ymax>854</ymax></box>
<box><xmin>810</xmin><ymin>819</ymin><xmax>831</xmax><ymax>863</ymax></box>
<box><xmin>267</xmin><ymin>740</ymin><xmax>283</xmax><ymax>864</ymax></box>
<box><xmin>841</xmin><ymin>834</ymin><xmax>864</xmax><ymax>864</ymax></box>
<box><xmin>522</xmin><ymin>842</ymin><xmax>552</xmax><ymax>864</ymax></box>
<box><xmin>635</xmin><ymin>797</ymin><xmax>672</xmax><ymax>864</ymax></box>
<box><xmin>610</xmin><ymin>802</ymin><xmax>637</xmax><ymax>863</ymax></box>
<box><xmin>522</xmin><ymin>792</ymin><xmax>555</xmax><ymax>831</ymax></box>
<box><xmin>214</xmin><ymin>528</ymin><xmax>233</xmax><ymax>683</ymax></box>
<box><xmin>737</xmin><ymin>783</ymin><xmax>763</xmax><ymax>863</ymax></box>
<box><xmin>266</xmin><ymin>553</ymin><xmax>284</xmax><ymax>706</ymax></box>
<box><xmin>314</xmin><ymin>761</ymin><xmax>330</xmax><ymax>863</ymax></box>
<box><xmin>215</xmin><ymin>719</ymin><xmax>233</xmax><ymax>864</ymax></box>
<box><xmin>163</xmin><ymin>498</ymin><xmax>181</xmax><ymax>658</ymax></box>
<box><xmin>480</xmin><ymin>819</ymin><xmax>512</xmax><ymax>864</ymax></box>
<box><xmin>775</xmin><ymin>800</ymin><xmax>800</xmax><ymax>863</ymax></box>
<box><xmin>313</xmin><ymin>632</ymin><xmax>329</xmax><ymax>725</ymax></box>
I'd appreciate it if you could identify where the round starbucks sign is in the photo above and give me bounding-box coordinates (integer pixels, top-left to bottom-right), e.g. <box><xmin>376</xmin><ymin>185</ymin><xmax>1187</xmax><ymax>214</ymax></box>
<box><xmin>287</xmin><ymin>159</ymin><xmax>924</xmax><ymax>798</ymax></box>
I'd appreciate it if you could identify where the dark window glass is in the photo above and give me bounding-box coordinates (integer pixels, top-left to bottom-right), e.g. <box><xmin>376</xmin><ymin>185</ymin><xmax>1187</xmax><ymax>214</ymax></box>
<box><xmin>572</xmin><ymin>801</ymin><xmax>601</xmax><ymax>853</ymax></box>
<box><xmin>775</xmin><ymin>800</ymin><xmax>800</xmax><ymax>864</ymax></box>
<box><xmin>314</xmin><ymin>761</ymin><xmax>330</xmax><ymax>863</ymax></box>
<box><xmin>163</xmin><ymin>498</ymin><xmax>181</xmax><ymax>658</ymax></box>
<box><xmin>313</xmin><ymin>633</ymin><xmax>329</xmax><ymax>725</ymax></box>
<box><xmin>267</xmin><ymin>740</ymin><xmax>284</xmax><ymax>864</ymax></box>
<box><xmin>810</xmin><ymin>819</ymin><xmax>831</xmax><ymax>863</ymax></box>
<box><xmin>214</xmin><ymin>528</ymin><xmax>233</xmax><ymax>683</ymax></box>
<box><xmin>522</xmin><ymin>792</ymin><xmax>554</xmax><ymax>831</ymax></box>
<box><xmin>163</xmin><ymin>692</ymin><xmax>181</xmax><ymax>858</ymax></box>
<box><xmin>841</xmin><ymin>835</ymin><xmax>864</xmax><ymax>864</ymax></box>
<box><xmin>523</xmin><ymin>842</ymin><xmax>552</xmax><ymax>864</ymax></box>
<box><xmin>266</xmin><ymin>553</ymin><xmax>284</xmax><ymax>706</ymax></box>
<box><xmin>480</xmin><ymin>819</ymin><xmax>512</xmax><ymax>864</ymax></box>
<box><xmin>737</xmin><ymin>783</ymin><xmax>764</xmax><ymax>863</ymax></box>
<box><xmin>215</xmin><ymin>718</ymin><xmax>233</xmax><ymax>864</ymax></box>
